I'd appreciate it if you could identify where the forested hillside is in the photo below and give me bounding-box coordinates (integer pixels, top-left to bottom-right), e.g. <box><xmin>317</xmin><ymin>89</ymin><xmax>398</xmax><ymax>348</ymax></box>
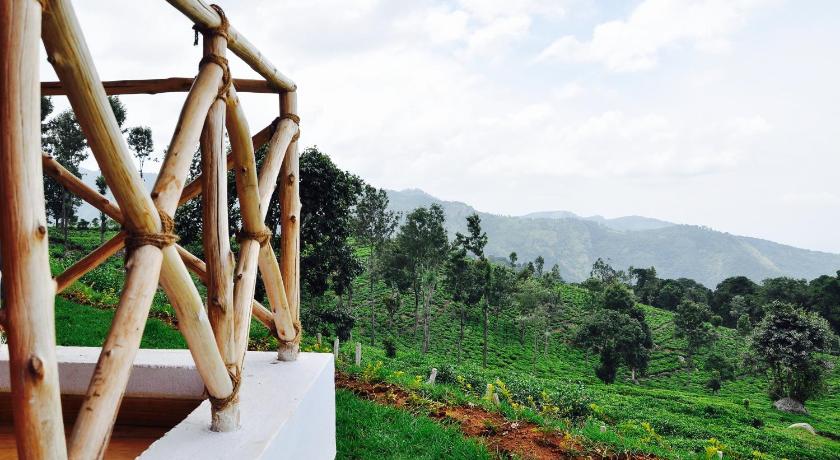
<box><xmin>387</xmin><ymin>189</ymin><xmax>840</xmax><ymax>286</ymax></box>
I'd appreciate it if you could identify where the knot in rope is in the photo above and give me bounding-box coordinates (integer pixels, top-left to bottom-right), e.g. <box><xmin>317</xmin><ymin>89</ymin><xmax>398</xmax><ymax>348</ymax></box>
<box><xmin>280</xmin><ymin>113</ymin><xmax>300</xmax><ymax>125</ymax></box>
<box><xmin>208</xmin><ymin>368</ymin><xmax>240</xmax><ymax>413</ymax></box>
<box><xmin>125</xmin><ymin>207</ymin><xmax>179</xmax><ymax>250</ymax></box>
<box><xmin>199</xmin><ymin>54</ymin><xmax>232</xmax><ymax>101</ymax></box>
<box><xmin>237</xmin><ymin>226</ymin><xmax>272</xmax><ymax>247</ymax></box>
<box><xmin>193</xmin><ymin>4</ymin><xmax>230</xmax><ymax>45</ymax></box>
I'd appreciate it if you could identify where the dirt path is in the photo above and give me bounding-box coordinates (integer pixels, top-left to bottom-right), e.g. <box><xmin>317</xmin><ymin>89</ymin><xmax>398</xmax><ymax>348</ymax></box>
<box><xmin>336</xmin><ymin>373</ymin><xmax>657</xmax><ymax>460</ymax></box>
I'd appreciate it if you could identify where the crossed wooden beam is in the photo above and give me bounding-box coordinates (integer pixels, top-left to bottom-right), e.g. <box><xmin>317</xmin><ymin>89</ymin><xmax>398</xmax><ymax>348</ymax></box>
<box><xmin>1</xmin><ymin>0</ymin><xmax>302</xmax><ymax>458</ymax></box>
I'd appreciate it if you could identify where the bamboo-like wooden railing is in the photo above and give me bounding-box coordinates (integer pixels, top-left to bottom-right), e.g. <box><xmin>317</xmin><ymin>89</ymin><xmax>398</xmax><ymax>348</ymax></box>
<box><xmin>1</xmin><ymin>0</ymin><xmax>302</xmax><ymax>457</ymax></box>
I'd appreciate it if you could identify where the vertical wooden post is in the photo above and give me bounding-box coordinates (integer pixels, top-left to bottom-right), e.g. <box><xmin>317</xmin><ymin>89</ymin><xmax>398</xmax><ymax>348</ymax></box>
<box><xmin>334</xmin><ymin>337</ymin><xmax>340</xmax><ymax>356</ymax></box>
<box><xmin>0</xmin><ymin>1</ymin><xmax>68</xmax><ymax>457</ymax></box>
<box><xmin>278</xmin><ymin>91</ymin><xmax>302</xmax><ymax>361</ymax></box>
<box><xmin>355</xmin><ymin>342</ymin><xmax>362</xmax><ymax>366</ymax></box>
<box><xmin>201</xmin><ymin>31</ymin><xmax>238</xmax><ymax>432</ymax></box>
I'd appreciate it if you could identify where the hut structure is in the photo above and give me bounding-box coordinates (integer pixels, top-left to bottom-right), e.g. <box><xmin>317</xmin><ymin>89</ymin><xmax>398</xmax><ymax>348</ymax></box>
<box><xmin>1</xmin><ymin>1</ymin><xmax>334</xmax><ymax>458</ymax></box>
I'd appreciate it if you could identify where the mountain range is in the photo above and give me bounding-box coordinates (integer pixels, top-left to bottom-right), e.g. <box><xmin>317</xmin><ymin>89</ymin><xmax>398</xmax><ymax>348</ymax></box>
<box><xmin>386</xmin><ymin>188</ymin><xmax>840</xmax><ymax>287</ymax></box>
<box><xmin>72</xmin><ymin>168</ymin><xmax>840</xmax><ymax>288</ymax></box>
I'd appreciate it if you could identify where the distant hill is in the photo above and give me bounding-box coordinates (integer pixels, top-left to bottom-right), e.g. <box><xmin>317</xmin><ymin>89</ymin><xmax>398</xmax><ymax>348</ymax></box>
<box><xmin>386</xmin><ymin>188</ymin><xmax>840</xmax><ymax>287</ymax></box>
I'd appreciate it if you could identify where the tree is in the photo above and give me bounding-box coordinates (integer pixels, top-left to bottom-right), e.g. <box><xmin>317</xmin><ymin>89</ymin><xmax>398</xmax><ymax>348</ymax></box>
<box><xmin>43</xmin><ymin>109</ymin><xmax>87</xmax><ymax>250</ymax></box>
<box><xmin>127</xmin><ymin>126</ymin><xmax>154</xmax><ymax>179</ymax></box>
<box><xmin>590</xmin><ymin>258</ymin><xmax>626</xmax><ymax>284</ymax></box>
<box><xmin>630</xmin><ymin>266</ymin><xmax>660</xmax><ymax>305</ymax></box>
<box><xmin>737</xmin><ymin>314</ymin><xmax>752</xmax><ymax>336</ymax></box>
<box><xmin>807</xmin><ymin>272</ymin><xmax>840</xmax><ymax>334</ymax></box>
<box><xmin>746</xmin><ymin>302</ymin><xmax>838</xmax><ymax>405</ymax></box>
<box><xmin>444</xmin><ymin>243</ymin><xmax>481</xmax><ymax>363</ymax></box>
<box><xmin>508</xmin><ymin>252</ymin><xmax>518</xmax><ymax>269</ymax></box>
<box><xmin>674</xmin><ymin>300</ymin><xmax>717</xmax><ymax>363</ymax></box>
<box><xmin>456</xmin><ymin>213</ymin><xmax>493</xmax><ymax>367</ymax></box>
<box><xmin>394</xmin><ymin>205</ymin><xmax>448</xmax><ymax>352</ymax></box>
<box><xmin>712</xmin><ymin>276</ymin><xmax>758</xmax><ymax>325</ymax></box>
<box><xmin>534</xmin><ymin>256</ymin><xmax>545</xmax><ymax>277</ymax></box>
<box><xmin>298</xmin><ymin>146</ymin><xmax>364</xmax><ymax>298</ymax></box>
<box><xmin>576</xmin><ymin>309</ymin><xmax>650</xmax><ymax>384</ymax></box>
<box><xmin>95</xmin><ymin>175</ymin><xmax>108</xmax><ymax>243</ymax></box>
<box><xmin>599</xmin><ymin>282</ymin><xmax>652</xmax><ymax>380</ymax></box>
<box><xmin>353</xmin><ymin>185</ymin><xmax>399</xmax><ymax>345</ymax></box>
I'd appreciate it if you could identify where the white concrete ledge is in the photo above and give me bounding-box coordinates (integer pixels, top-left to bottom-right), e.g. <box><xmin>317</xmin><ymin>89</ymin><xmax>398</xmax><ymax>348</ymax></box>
<box><xmin>0</xmin><ymin>346</ymin><xmax>337</xmax><ymax>460</ymax></box>
<box><xmin>0</xmin><ymin>346</ymin><xmax>206</xmax><ymax>399</ymax></box>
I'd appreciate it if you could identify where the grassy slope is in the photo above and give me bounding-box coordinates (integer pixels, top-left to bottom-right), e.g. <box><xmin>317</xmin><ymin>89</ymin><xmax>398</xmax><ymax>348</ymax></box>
<box><xmin>336</xmin><ymin>389</ymin><xmax>490</xmax><ymax>459</ymax></box>
<box><xmin>339</xmin><ymin>269</ymin><xmax>840</xmax><ymax>460</ymax></box>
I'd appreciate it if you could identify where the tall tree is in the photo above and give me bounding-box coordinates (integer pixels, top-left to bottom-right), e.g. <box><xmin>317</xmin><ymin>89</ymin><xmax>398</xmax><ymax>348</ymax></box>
<box><xmin>457</xmin><ymin>213</ymin><xmax>491</xmax><ymax>366</ymax></box>
<box><xmin>674</xmin><ymin>300</ymin><xmax>717</xmax><ymax>364</ymax></box>
<box><xmin>353</xmin><ymin>185</ymin><xmax>399</xmax><ymax>345</ymax></box>
<box><xmin>444</xmin><ymin>243</ymin><xmax>481</xmax><ymax>363</ymax></box>
<box><xmin>127</xmin><ymin>126</ymin><xmax>154</xmax><ymax>179</ymax></box>
<box><xmin>395</xmin><ymin>205</ymin><xmax>448</xmax><ymax>352</ymax></box>
<box><xmin>43</xmin><ymin>110</ymin><xmax>87</xmax><ymax>250</ymax></box>
<box><xmin>298</xmin><ymin>146</ymin><xmax>363</xmax><ymax>298</ymax></box>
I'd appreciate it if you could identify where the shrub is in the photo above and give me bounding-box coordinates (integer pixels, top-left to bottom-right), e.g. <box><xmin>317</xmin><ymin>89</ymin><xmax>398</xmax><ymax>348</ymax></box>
<box><xmin>705</xmin><ymin>350</ymin><xmax>736</xmax><ymax>381</ymax></box>
<box><xmin>383</xmin><ymin>337</ymin><xmax>397</xmax><ymax>358</ymax></box>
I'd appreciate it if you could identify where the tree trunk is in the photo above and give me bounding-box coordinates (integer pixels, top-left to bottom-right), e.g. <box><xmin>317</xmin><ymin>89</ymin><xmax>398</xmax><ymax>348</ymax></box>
<box><xmin>412</xmin><ymin>276</ymin><xmax>419</xmax><ymax>337</ymax></box>
<box><xmin>482</xmin><ymin>301</ymin><xmax>488</xmax><ymax>368</ymax></box>
<box><xmin>99</xmin><ymin>210</ymin><xmax>106</xmax><ymax>243</ymax></box>
<box><xmin>533</xmin><ymin>330</ymin><xmax>538</xmax><ymax>372</ymax></box>
<box><xmin>422</xmin><ymin>283</ymin><xmax>435</xmax><ymax>354</ymax></box>
<box><xmin>457</xmin><ymin>304</ymin><xmax>465</xmax><ymax>364</ymax></box>
<box><xmin>61</xmin><ymin>189</ymin><xmax>69</xmax><ymax>250</ymax></box>
<box><xmin>369</xmin><ymin>255</ymin><xmax>375</xmax><ymax>345</ymax></box>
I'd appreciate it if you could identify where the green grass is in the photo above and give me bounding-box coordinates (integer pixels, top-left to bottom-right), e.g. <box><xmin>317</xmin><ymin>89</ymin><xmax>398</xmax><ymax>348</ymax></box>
<box><xmin>55</xmin><ymin>296</ymin><xmax>187</xmax><ymax>349</ymax></box>
<box><xmin>336</xmin><ymin>389</ymin><xmax>490</xmax><ymax>459</ymax></box>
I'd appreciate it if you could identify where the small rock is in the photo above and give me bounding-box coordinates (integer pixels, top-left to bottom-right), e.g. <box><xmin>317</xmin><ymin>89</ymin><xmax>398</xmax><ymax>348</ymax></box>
<box><xmin>678</xmin><ymin>356</ymin><xmax>686</xmax><ymax>363</ymax></box>
<box><xmin>600</xmin><ymin>424</ymin><xmax>607</xmax><ymax>433</ymax></box>
<box><xmin>788</xmin><ymin>422</ymin><xmax>816</xmax><ymax>435</ymax></box>
<box><xmin>511</xmin><ymin>422</ymin><xmax>520</xmax><ymax>429</ymax></box>
<box><xmin>773</xmin><ymin>397</ymin><xmax>809</xmax><ymax>415</ymax></box>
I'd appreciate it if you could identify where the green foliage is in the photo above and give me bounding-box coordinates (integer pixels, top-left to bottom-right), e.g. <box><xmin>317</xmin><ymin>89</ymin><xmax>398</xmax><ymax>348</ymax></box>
<box><xmin>737</xmin><ymin>314</ymin><xmax>753</xmax><ymax>336</ymax></box>
<box><xmin>745</xmin><ymin>301</ymin><xmax>838</xmax><ymax>403</ymax></box>
<box><xmin>127</xmin><ymin>126</ymin><xmax>154</xmax><ymax>177</ymax></box>
<box><xmin>674</xmin><ymin>300</ymin><xmax>717</xmax><ymax>358</ymax></box>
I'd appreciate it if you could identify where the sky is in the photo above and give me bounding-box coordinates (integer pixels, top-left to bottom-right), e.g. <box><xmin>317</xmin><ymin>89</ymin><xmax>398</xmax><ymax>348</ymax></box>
<box><xmin>41</xmin><ymin>0</ymin><xmax>840</xmax><ymax>253</ymax></box>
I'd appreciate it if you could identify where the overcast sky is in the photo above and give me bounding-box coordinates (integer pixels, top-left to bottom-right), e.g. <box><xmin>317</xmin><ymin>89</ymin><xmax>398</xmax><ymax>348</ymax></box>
<box><xmin>42</xmin><ymin>0</ymin><xmax>840</xmax><ymax>253</ymax></box>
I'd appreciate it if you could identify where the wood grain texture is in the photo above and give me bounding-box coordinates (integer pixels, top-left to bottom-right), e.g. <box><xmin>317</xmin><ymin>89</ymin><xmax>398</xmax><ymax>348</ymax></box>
<box><xmin>0</xmin><ymin>1</ymin><xmax>68</xmax><ymax>457</ymax></box>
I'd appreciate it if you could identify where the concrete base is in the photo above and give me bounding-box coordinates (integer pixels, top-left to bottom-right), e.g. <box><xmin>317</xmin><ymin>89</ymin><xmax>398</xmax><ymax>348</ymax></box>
<box><xmin>0</xmin><ymin>346</ymin><xmax>336</xmax><ymax>460</ymax></box>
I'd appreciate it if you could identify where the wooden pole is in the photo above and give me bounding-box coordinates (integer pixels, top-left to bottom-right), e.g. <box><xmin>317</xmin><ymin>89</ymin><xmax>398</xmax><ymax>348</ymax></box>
<box><xmin>42</xmin><ymin>77</ymin><xmax>277</xmax><ymax>95</ymax></box>
<box><xmin>175</xmin><ymin>244</ymin><xmax>277</xmax><ymax>335</ymax></box>
<box><xmin>278</xmin><ymin>91</ymin><xmax>302</xmax><ymax>361</ymax></box>
<box><xmin>225</xmin><ymin>87</ymin><xmax>264</xmax><ymax>362</ymax></box>
<box><xmin>165</xmin><ymin>0</ymin><xmax>297</xmax><ymax>92</ymax></box>
<box><xmin>255</xmin><ymin>121</ymin><xmax>299</xmax><ymax>349</ymax></box>
<box><xmin>37</xmin><ymin>155</ymin><xmax>277</xmax><ymax>333</ymax></box>
<box><xmin>42</xmin><ymin>153</ymin><xmax>123</xmax><ymax>221</ymax></box>
<box><xmin>179</xmin><ymin>120</ymin><xmax>275</xmax><ymax>205</ymax></box>
<box><xmin>42</xmin><ymin>1</ymin><xmax>232</xmax><ymax>453</ymax></box>
<box><xmin>41</xmin><ymin>2</ymin><xmax>168</xmax><ymax>457</ymax></box>
<box><xmin>0</xmin><ymin>1</ymin><xmax>68</xmax><ymax>457</ymax></box>
<box><xmin>55</xmin><ymin>232</ymin><xmax>126</xmax><ymax>293</ymax></box>
<box><xmin>200</xmin><ymin>31</ymin><xmax>238</xmax><ymax>432</ymax></box>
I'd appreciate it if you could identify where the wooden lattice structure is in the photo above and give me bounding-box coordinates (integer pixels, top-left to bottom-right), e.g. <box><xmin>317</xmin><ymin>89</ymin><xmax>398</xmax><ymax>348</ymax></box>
<box><xmin>0</xmin><ymin>0</ymin><xmax>303</xmax><ymax>457</ymax></box>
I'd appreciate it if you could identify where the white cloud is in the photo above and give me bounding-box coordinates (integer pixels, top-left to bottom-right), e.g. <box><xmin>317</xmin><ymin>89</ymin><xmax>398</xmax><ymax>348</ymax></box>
<box><xmin>781</xmin><ymin>192</ymin><xmax>840</xmax><ymax>206</ymax></box>
<box><xmin>537</xmin><ymin>0</ymin><xmax>770</xmax><ymax>71</ymax></box>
